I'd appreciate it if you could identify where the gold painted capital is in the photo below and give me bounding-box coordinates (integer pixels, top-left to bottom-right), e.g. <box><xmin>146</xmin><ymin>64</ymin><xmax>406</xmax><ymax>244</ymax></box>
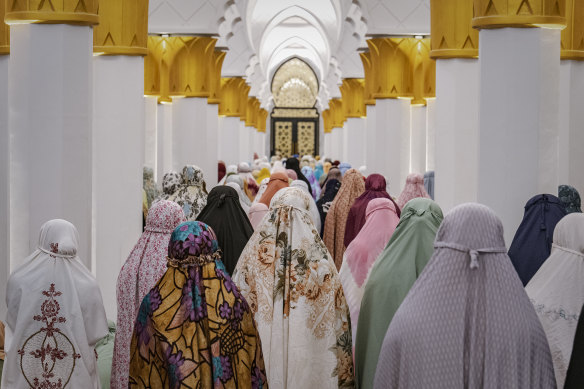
<box><xmin>0</xmin><ymin>0</ymin><xmax>9</xmax><ymax>55</ymax></box>
<box><xmin>472</xmin><ymin>0</ymin><xmax>566</xmax><ymax>29</ymax></box>
<box><xmin>366</xmin><ymin>38</ymin><xmax>414</xmax><ymax>99</ymax></box>
<box><xmin>93</xmin><ymin>0</ymin><xmax>149</xmax><ymax>56</ymax></box>
<box><xmin>360</xmin><ymin>52</ymin><xmax>376</xmax><ymax>105</ymax></box>
<box><xmin>409</xmin><ymin>39</ymin><xmax>435</xmax><ymax>105</ymax></box>
<box><xmin>170</xmin><ymin>36</ymin><xmax>218</xmax><ymax>98</ymax></box>
<box><xmin>323</xmin><ymin>109</ymin><xmax>332</xmax><ymax>133</ymax></box>
<box><xmin>340</xmin><ymin>79</ymin><xmax>366</xmax><ymax>118</ymax></box>
<box><xmin>218</xmin><ymin>77</ymin><xmax>248</xmax><ymax>117</ymax></box>
<box><xmin>257</xmin><ymin>109</ymin><xmax>267</xmax><ymax>132</ymax></box>
<box><xmin>430</xmin><ymin>0</ymin><xmax>478</xmax><ymax>59</ymax></box>
<box><xmin>329</xmin><ymin>99</ymin><xmax>345</xmax><ymax>128</ymax></box>
<box><xmin>6</xmin><ymin>0</ymin><xmax>98</xmax><ymax>25</ymax></box>
<box><xmin>561</xmin><ymin>0</ymin><xmax>584</xmax><ymax>59</ymax></box>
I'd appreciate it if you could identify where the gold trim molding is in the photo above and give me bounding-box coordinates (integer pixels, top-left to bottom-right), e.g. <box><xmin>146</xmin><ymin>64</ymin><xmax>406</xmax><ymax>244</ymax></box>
<box><xmin>430</xmin><ymin>0</ymin><xmax>479</xmax><ymax>59</ymax></box>
<box><xmin>93</xmin><ymin>0</ymin><xmax>149</xmax><ymax>56</ymax></box>
<box><xmin>0</xmin><ymin>0</ymin><xmax>9</xmax><ymax>55</ymax></box>
<box><xmin>6</xmin><ymin>0</ymin><xmax>99</xmax><ymax>25</ymax></box>
<box><xmin>561</xmin><ymin>0</ymin><xmax>584</xmax><ymax>59</ymax></box>
<box><xmin>472</xmin><ymin>0</ymin><xmax>566</xmax><ymax>29</ymax></box>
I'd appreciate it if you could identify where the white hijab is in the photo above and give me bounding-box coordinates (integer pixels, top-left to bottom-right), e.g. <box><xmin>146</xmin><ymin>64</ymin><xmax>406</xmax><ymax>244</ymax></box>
<box><xmin>526</xmin><ymin>212</ymin><xmax>584</xmax><ymax>388</ymax></box>
<box><xmin>218</xmin><ymin>164</ymin><xmax>237</xmax><ymax>185</ymax></box>
<box><xmin>226</xmin><ymin>182</ymin><xmax>251</xmax><ymax>214</ymax></box>
<box><xmin>3</xmin><ymin>219</ymin><xmax>108</xmax><ymax>389</ymax></box>
<box><xmin>290</xmin><ymin>180</ymin><xmax>321</xmax><ymax>232</ymax></box>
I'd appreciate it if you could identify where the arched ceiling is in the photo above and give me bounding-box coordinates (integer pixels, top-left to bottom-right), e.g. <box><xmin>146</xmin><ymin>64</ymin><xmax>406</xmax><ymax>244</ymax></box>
<box><xmin>272</xmin><ymin>58</ymin><xmax>319</xmax><ymax>108</ymax></box>
<box><xmin>148</xmin><ymin>0</ymin><xmax>431</xmax><ymax>110</ymax></box>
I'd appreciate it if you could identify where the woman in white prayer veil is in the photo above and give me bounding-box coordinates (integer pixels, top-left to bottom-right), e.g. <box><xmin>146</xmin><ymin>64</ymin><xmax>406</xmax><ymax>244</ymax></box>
<box><xmin>290</xmin><ymin>180</ymin><xmax>322</xmax><ymax>232</ymax></box>
<box><xmin>526</xmin><ymin>213</ymin><xmax>584</xmax><ymax>388</ymax></box>
<box><xmin>2</xmin><ymin>219</ymin><xmax>108</xmax><ymax>389</ymax></box>
<box><xmin>218</xmin><ymin>164</ymin><xmax>237</xmax><ymax>185</ymax></box>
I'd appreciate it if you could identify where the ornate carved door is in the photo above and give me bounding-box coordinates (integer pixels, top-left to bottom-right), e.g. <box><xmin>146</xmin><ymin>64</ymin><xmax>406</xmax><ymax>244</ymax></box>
<box><xmin>271</xmin><ymin>108</ymin><xmax>319</xmax><ymax>157</ymax></box>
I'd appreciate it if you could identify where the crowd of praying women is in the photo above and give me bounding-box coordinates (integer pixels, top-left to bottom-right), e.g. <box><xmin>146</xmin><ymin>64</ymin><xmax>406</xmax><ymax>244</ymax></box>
<box><xmin>1</xmin><ymin>154</ymin><xmax>583</xmax><ymax>389</ymax></box>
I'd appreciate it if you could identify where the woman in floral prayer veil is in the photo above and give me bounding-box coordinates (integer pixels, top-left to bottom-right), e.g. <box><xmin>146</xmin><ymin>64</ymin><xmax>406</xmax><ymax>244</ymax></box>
<box><xmin>168</xmin><ymin>165</ymin><xmax>208</xmax><ymax>220</ymax></box>
<box><xmin>233</xmin><ymin>187</ymin><xmax>354</xmax><ymax>388</ymax></box>
<box><xmin>128</xmin><ymin>221</ymin><xmax>267</xmax><ymax>388</ymax></box>
<box><xmin>110</xmin><ymin>200</ymin><xmax>185</xmax><ymax>389</ymax></box>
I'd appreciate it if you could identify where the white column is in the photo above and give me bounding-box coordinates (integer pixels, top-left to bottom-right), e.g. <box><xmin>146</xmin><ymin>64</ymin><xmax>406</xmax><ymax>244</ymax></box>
<box><xmin>365</xmin><ymin>104</ymin><xmax>377</xmax><ymax>172</ymax></box>
<box><xmin>331</xmin><ymin>127</ymin><xmax>342</xmax><ymax>160</ymax></box>
<box><xmin>425</xmin><ymin>98</ymin><xmax>436</xmax><ymax>171</ymax></box>
<box><xmin>324</xmin><ymin>132</ymin><xmax>332</xmax><ymax>159</ymax></box>
<box><xmin>0</xmin><ymin>55</ymin><xmax>8</xmax><ymax>321</ymax></box>
<box><xmin>368</xmin><ymin>99</ymin><xmax>410</xmax><ymax>194</ymax></box>
<box><xmin>559</xmin><ymin>60</ymin><xmax>584</xmax><ymax>195</ymax></box>
<box><xmin>410</xmin><ymin>105</ymin><xmax>427</xmax><ymax>174</ymax></box>
<box><xmin>218</xmin><ymin>116</ymin><xmax>241</xmax><ymax>166</ymax></box>
<box><xmin>345</xmin><ymin>117</ymin><xmax>366</xmax><ymax>168</ymax></box>
<box><xmin>245</xmin><ymin>126</ymin><xmax>256</xmax><ymax>160</ymax></box>
<box><xmin>93</xmin><ymin>55</ymin><xmax>144</xmax><ymax>318</ymax></box>
<box><xmin>10</xmin><ymin>25</ymin><xmax>93</xmax><ymax>268</ymax></box>
<box><xmin>144</xmin><ymin>96</ymin><xmax>158</xmax><ymax>181</ymax></box>
<box><xmin>434</xmin><ymin>58</ymin><xmax>479</xmax><ymax>213</ymax></box>
<box><xmin>341</xmin><ymin>125</ymin><xmax>349</xmax><ymax>162</ymax></box>
<box><xmin>478</xmin><ymin>27</ymin><xmax>561</xmax><ymax>244</ymax></box>
<box><xmin>157</xmin><ymin>102</ymin><xmax>173</xmax><ymax>180</ymax></box>
<box><xmin>206</xmin><ymin>103</ymin><xmax>219</xmax><ymax>187</ymax></box>
<box><xmin>172</xmin><ymin>97</ymin><xmax>217</xmax><ymax>185</ymax></box>
<box><xmin>238</xmin><ymin>121</ymin><xmax>250</xmax><ymax>163</ymax></box>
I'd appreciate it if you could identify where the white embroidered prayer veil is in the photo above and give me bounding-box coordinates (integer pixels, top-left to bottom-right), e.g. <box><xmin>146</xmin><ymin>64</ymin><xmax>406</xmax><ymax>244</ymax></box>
<box><xmin>526</xmin><ymin>212</ymin><xmax>584</xmax><ymax>388</ymax></box>
<box><xmin>3</xmin><ymin>219</ymin><xmax>108</xmax><ymax>389</ymax></box>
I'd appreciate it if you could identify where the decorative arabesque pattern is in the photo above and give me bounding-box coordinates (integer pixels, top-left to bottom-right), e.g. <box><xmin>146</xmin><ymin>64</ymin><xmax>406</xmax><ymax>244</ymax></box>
<box><xmin>272</xmin><ymin>58</ymin><xmax>318</xmax><ymax>108</ymax></box>
<box><xmin>275</xmin><ymin>122</ymin><xmax>293</xmax><ymax>156</ymax></box>
<box><xmin>297</xmin><ymin>122</ymin><xmax>315</xmax><ymax>156</ymax></box>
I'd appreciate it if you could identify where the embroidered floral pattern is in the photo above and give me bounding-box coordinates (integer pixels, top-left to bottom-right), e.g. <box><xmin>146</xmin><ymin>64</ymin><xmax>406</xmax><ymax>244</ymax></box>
<box><xmin>18</xmin><ymin>284</ymin><xmax>79</xmax><ymax>388</ymax></box>
<box><xmin>168</xmin><ymin>166</ymin><xmax>208</xmax><ymax>221</ymax></box>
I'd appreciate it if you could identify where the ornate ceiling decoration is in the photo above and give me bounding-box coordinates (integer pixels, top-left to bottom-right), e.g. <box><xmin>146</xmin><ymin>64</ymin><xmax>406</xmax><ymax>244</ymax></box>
<box><xmin>272</xmin><ymin>58</ymin><xmax>318</xmax><ymax>107</ymax></box>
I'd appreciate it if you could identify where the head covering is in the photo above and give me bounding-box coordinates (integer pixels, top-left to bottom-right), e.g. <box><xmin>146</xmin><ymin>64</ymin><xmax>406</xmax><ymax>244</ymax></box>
<box><xmin>423</xmin><ymin>170</ymin><xmax>435</xmax><ymax>200</ymax></box>
<box><xmin>128</xmin><ymin>221</ymin><xmax>267</xmax><ymax>387</ymax></box>
<box><xmin>333</xmin><ymin>160</ymin><xmax>340</xmax><ymax>167</ymax></box>
<box><xmin>525</xmin><ymin>213</ymin><xmax>584</xmax><ymax>387</ymax></box>
<box><xmin>343</xmin><ymin>174</ymin><xmax>398</xmax><ymax>247</ymax></box>
<box><xmin>289</xmin><ymin>180</ymin><xmax>321</xmax><ymax>232</ymax></box>
<box><xmin>323</xmin><ymin>169</ymin><xmax>366</xmax><ymax>270</ymax></box>
<box><xmin>316</xmin><ymin>179</ymin><xmax>342</xmax><ymax>236</ymax></box>
<box><xmin>373</xmin><ymin>203</ymin><xmax>555</xmax><ymax>389</ymax></box>
<box><xmin>271</xmin><ymin>160</ymin><xmax>285</xmax><ymax>174</ymax></box>
<box><xmin>143</xmin><ymin>166</ymin><xmax>160</xmax><ymax>208</ymax></box>
<box><xmin>218</xmin><ymin>161</ymin><xmax>226</xmax><ymax>183</ymax></box>
<box><xmin>565</xmin><ymin>304</ymin><xmax>584</xmax><ymax>388</ymax></box>
<box><xmin>314</xmin><ymin>162</ymin><xmax>324</xmax><ymax>181</ymax></box>
<box><xmin>323</xmin><ymin>161</ymin><xmax>331</xmax><ymax>174</ymax></box>
<box><xmin>259</xmin><ymin>172</ymin><xmax>289</xmax><ymax>207</ymax></box>
<box><xmin>285</xmin><ymin>157</ymin><xmax>311</xmax><ymax>189</ymax></box>
<box><xmin>111</xmin><ymin>200</ymin><xmax>185</xmax><ymax>389</ymax></box>
<box><xmin>248</xmin><ymin>203</ymin><xmax>269</xmax><ymax>230</ymax></box>
<box><xmin>396</xmin><ymin>173</ymin><xmax>431</xmax><ymax>209</ymax></box>
<box><xmin>218</xmin><ymin>164</ymin><xmax>238</xmax><ymax>185</ymax></box>
<box><xmin>238</xmin><ymin>162</ymin><xmax>260</xmax><ymax>199</ymax></box>
<box><xmin>339</xmin><ymin>162</ymin><xmax>352</xmax><ymax>176</ymax></box>
<box><xmin>226</xmin><ymin>182</ymin><xmax>251</xmax><ymax>214</ymax></box>
<box><xmin>286</xmin><ymin>169</ymin><xmax>297</xmax><ymax>180</ymax></box>
<box><xmin>301</xmin><ymin>166</ymin><xmax>321</xmax><ymax>199</ymax></box>
<box><xmin>320</xmin><ymin>167</ymin><xmax>343</xmax><ymax>192</ymax></box>
<box><xmin>339</xmin><ymin>198</ymin><xmax>400</xmax><ymax>348</ymax></box>
<box><xmin>3</xmin><ymin>219</ymin><xmax>108</xmax><ymax>388</ymax></box>
<box><xmin>252</xmin><ymin>177</ymin><xmax>270</xmax><ymax>206</ymax></box>
<box><xmin>256</xmin><ymin>167</ymin><xmax>270</xmax><ymax>184</ymax></box>
<box><xmin>159</xmin><ymin>170</ymin><xmax>181</xmax><ymax>201</ymax></box>
<box><xmin>355</xmin><ymin>198</ymin><xmax>442</xmax><ymax>388</ymax></box>
<box><xmin>168</xmin><ymin>165</ymin><xmax>208</xmax><ymax>221</ymax></box>
<box><xmin>559</xmin><ymin>184</ymin><xmax>582</xmax><ymax>213</ymax></box>
<box><xmin>233</xmin><ymin>187</ymin><xmax>354</xmax><ymax>388</ymax></box>
<box><xmin>509</xmin><ymin>193</ymin><xmax>566</xmax><ymax>285</ymax></box>
<box><xmin>197</xmin><ymin>186</ymin><xmax>254</xmax><ymax>275</ymax></box>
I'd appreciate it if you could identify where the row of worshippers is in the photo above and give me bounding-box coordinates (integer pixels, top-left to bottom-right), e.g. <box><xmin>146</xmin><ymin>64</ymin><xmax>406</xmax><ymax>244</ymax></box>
<box><xmin>3</xmin><ymin>154</ymin><xmax>583</xmax><ymax>389</ymax></box>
